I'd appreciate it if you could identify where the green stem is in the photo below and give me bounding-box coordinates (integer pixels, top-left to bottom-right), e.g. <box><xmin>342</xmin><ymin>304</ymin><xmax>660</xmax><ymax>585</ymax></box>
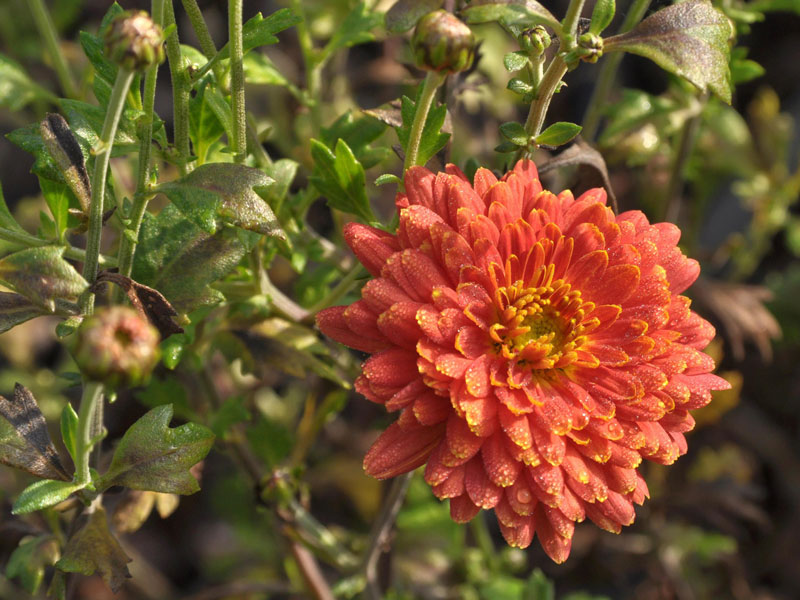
<box><xmin>80</xmin><ymin>68</ymin><xmax>135</xmax><ymax>315</ymax></box>
<box><xmin>28</xmin><ymin>0</ymin><xmax>78</xmax><ymax>99</ymax></box>
<box><xmin>164</xmin><ymin>0</ymin><xmax>191</xmax><ymax>175</ymax></box>
<box><xmin>291</xmin><ymin>0</ymin><xmax>323</xmax><ymax>135</ymax></box>
<box><xmin>0</xmin><ymin>226</ymin><xmax>116</xmax><ymax>267</ymax></box>
<box><xmin>582</xmin><ymin>0</ymin><xmax>652</xmax><ymax>141</ymax></box>
<box><xmin>521</xmin><ymin>54</ymin><xmax>569</xmax><ymax>140</ymax></box>
<box><xmin>74</xmin><ymin>382</ymin><xmax>104</xmax><ymax>485</ymax></box>
<box><xmin>303</xmin><ymin>264</ymin><xmax>365</xmax><ymax>322</ymax></box>
<box><xmin>403</xmin><ymin>71</ymin><xmax>446</xmax><ymax>172</ymax></box>
<box><xmin>228</xmin><ymin>0</ymin><xmax>246</xmax><ymax>164</ymax></box>
<box><xmin>470</xmin><ymin>515</ymin><xmax>500</xmax><ymax>574</ymax></box>
<box><xmin>115</xmin><ymin>0</ymin><xmax>165</xmax><ymax>302</ymax></box>
<box><xmin>663</xmin><ymin>97</ymin><xmax>705</xmax><ymax>223</ymax></box>
<box><xmin>561</xmin><ymin>0</ymin><xmax>587</xmax><ymax>46</ymax></box>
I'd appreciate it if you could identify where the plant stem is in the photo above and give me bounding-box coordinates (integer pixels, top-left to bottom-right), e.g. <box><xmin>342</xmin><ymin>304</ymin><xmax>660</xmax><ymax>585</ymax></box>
<box><xmin>363</xmin><ymin>472</ymin><xmax>414</xmax><ymax>600</ymax></box>
<box><xmin>663</xmin><ymin>98</ymin><xmax>705</xmax><ymax>223</ymax></box>
<box><xmin>80</xmin><ymin>67</ymin><xmax>135</xmax><ymax>315</ymax></box>
<box><xmin>115</xmin><ymin>0</ymin><xmax>165</xmax><ymax>302</ymax></box>
<box><xmin>0</xmin><ymin>227</ymin><xmax>116</xmax><ymax>266</ymax></box>
<box><xmin>561</xmin><ymin>0</ymin><xmax>586</xmax><ymax>45</ymax></box>
<box><xmin>521</xmin><ymin>55</ymin><xmax>569</xmax><ymax>140</ymax></box>
<box><xmin>302</xmin><ymin>264</ymin><xmax>365</xmax><ymax>323</ymax></box>
<box><xmin>74</xmin><ymin>381</ymin><xmax>104</xmax><ymax>485</ymax></box>
<box><xmin>28</xmin><ymin>0</ymin><xmax>78</xmax><ymax>99</ymax></box>
<box><xmin>164</xmin><ymin>0</ymin><xmax>191</xmax><ymax>175</ymax></box>
<box><xmin>228</xmin><ymin>0</ymin><xmax>246</xmax><ymax>164</ymax></box>
<box><xmin>181</xmin><ymin>0</ymin><xmax>218</xmax><ymax>63</ymax></box>
<box><xmin>403</xmin><ymin>71</ymin><xmax>446</xmax><ymax>172</ymax></box>
<box><xmin>582</xmin><ymin>0</ymin><xmax>652</xmax><ymax>141</ymax></box>
<box><xmin>470</xmin><ymin>514</ymin><xmax>500</xmax><ymax>574</ymax></box>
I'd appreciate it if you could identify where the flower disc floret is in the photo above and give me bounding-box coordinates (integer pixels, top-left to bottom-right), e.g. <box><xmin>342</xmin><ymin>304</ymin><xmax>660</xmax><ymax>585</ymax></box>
<box><xmin>317</xmin><ymin>160</ymin><xmax>729</xmax><ymax>562</ymax></box>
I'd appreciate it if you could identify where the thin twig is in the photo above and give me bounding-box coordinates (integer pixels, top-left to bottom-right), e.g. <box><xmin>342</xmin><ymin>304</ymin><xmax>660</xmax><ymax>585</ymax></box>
<box><xmin>363</xmin><ymin>472</ymin><xmax>414</xmax><ymax>600</ymax></box>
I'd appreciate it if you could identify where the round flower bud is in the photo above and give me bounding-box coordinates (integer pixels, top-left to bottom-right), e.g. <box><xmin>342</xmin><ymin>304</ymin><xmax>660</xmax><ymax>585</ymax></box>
<box><xmin>411</xmin><ymin>10</ymin><xmax>475</xmax><ymax>74</ymax></box>
<box><xmin>519</xmin><ymin>26</ymin><xmax>551</xmax><ymax>56</ymax></box>
<box><xmin>104</xmin><ymin>11</ymin><xmax>165</xmax><ymax>72</ymax></box>
<box><xmin>577</xmin><ymin>32</ymin><xmax>604</xmax><ymax>63</ymax></box>
<box><xmin>72</xmin><ymin>306</ymin><xmax>160</xmax><ymax>388</ymax></box>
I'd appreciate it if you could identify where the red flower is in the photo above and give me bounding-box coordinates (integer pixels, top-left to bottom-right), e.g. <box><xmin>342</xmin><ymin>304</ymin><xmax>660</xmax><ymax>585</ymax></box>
<box><xmin>317</xmin><ymin>160</ymin><xmax>729</xmax><ymax>562</ymax></box>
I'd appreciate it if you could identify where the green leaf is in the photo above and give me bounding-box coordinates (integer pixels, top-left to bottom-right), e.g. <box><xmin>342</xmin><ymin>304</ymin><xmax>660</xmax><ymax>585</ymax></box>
<box><xmin>535</xmin><ymin>121</ymin><xmax>582</xmax><ymax>146</ymax></box>
<box><xmin>385</xmin><ymin>0</ymin><xmax>444</xmax><ymax>33</ymax></box>
<box><xmin>132</xmin><ymin>205</ymin><xmax>250</xmax><ymax>313</ymax></box>
<box><xmin>396</xmin><ymin>92</ymin><xmax>450</xmax><ymax>167</ymax></box>
<box><xmin>255</xmin><ymin>158</ymin><xmax>299</xmax><ymax>220</ymax></box>
<box><xmin>325</xmin><ymin>2</ymin><xmax>383</xmax><ymax>54</ymax></box>
<box><xmin>156</xmin><ymin>180</ymin><xmax>222</xmax><ymax>234</ymax></box>
<box><xmin>460</xmin><ymin>1</ymin><xmax>560</xmax><ymax>33</ymax></box>
<box><xmin>60</xmin><ymin>402</ymin><xmax>79</xmax><ymax>465</ymax></box>
<box><xmin>96</xmin><ymin>404</ymin><xmax>214</xmax><ymax>494</ymax></box>
<box><xmin>731</xmin><ymin>56</ymin><xmax>765</xmax><ymax>84</ymax></box>
<box><xmin>0</xmin><ymin>293</ymin><xmax>53</xmax><ymax>334</ymax></box>
<box><xmin>7</xmin><ymin>123</ymin><xmax>65</xmax><ymax>183</ymax></box>
<box><xmin>604</xmin><ymin>0</ymin><xmax>733</xmax><ymax>103</ymax></box>
<box><xmin>209</xmin><ymin>396</ymin><xmax>250</xmax><ymax>439</ymax></box>
<box><xmin>59</xmin><ymin>98</ymin><xmax>139</xmax><ymax>154</ymax></box>
<box><xmin>589</xmin><ymin>0</ymin><xmax>615</xmax><ymax>34</ymax></box>
<box><xmin>504</xmin><ymin>51</ymin><xmax>530</xmax><ymax>71</ymax></box>
<box><xmin>38</xmin><ymin>178</ymin><xmax>73</xmax><ymax>241</ymax></box>
<box><xmin>243</xmin><ymin>52</ymin><xmax>295</xmax><ymax>88</ymax></box>
<box><xmin>217</xmin><ymin>9</ymin><xmax>301</xmax><ymax>59</ymax></box>
<box><xmin>0</xmin><ymin>180</ymin><xmax>24</xmax><ymax>233</ymax></box>
<box><xmin>322</xmin><ymin>111</ymin><xmax>389</xmax><ymax>169</ymax></box>
<box><xmin>56</xmin><ymin>507</ymin><xmax>132</xmax><ymax>594</ymax></box>
<box><xmin>177</xmin><ymin>163</ymin><xmax>285</xmax><ymax>238</ymax></box>
<box><xmin>499</xmin><ymin>121</ymin><xmax>530</xmax><ymax>146</ymax></box>
<box><xmin>524</xmin><ymin>568</ymin><xmax>555</xmax><ymax>600</ymax></box>
<box><xmin>480</xmin><ymin>576</ymin><xmax>526</xmax><ymax>600</ymax></box>
<box><xmin>0</xmin><ymin>246</ymin><xmax>88</xmax><ymax>311</ymax></box>
<box><xmin>0</xmin><ymin>54</ymin><xmax>55</xmax><ymax>110</ymax></box>
<box><xmin>12</xmin><ymin>479</ymin><xmax>86</xmax><ymax>514</ymax></box>
<box><xmin>375</xmin><ymin>173</ymin><xmax>403</xmax><ymax>186</ymax></box>
<box><xmin>0</xmin><ymin>383</ymin><xmax>71</xmax><ymax>481</ymax></box>
<box><xmin>310</xmin><ymin>138</ymin><xmax>376</xmax><ymax>223</ymax></box>
<box><xmin>6</xmin><ymin>535</ymin><xmax>59</xmax><ymax>595</ymax></box>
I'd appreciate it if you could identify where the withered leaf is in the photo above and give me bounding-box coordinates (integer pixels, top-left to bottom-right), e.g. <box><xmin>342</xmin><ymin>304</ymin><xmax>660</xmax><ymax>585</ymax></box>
<box><xmin>0</xmin><ymin>384</ymin><xmax>70</xmax><ymax>481</ymax></box>
<box><xmin>40</xmin><ymin>113</ymin><xmax>91</xmax><ymax>213</ymax></box>
<box><xmin>96</xmin><ymin>271</ymin><xmax>183</xmax><ymax>339</ymax></box>
<box><xmin>56</xmin><ymin>507</ymin><xmax>132</xmax><ymax>594</ymax></box>
<box><xmin>0</xmin><ymin>246</ymin><xmax>88</xmax><ymax>312</ymax></box>
<box><xmin>537</xmin><ymin>138</ymin><xmax>618</xmax><ymax>212</ymax></box>
<box><xmin>112</xmin><ymin>490</ymin><xmax>156</xmax><ymax>534</ymax></box>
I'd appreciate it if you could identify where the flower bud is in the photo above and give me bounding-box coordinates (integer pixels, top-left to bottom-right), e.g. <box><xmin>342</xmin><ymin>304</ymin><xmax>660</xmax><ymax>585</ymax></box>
<box><xmin>411</xmin><ymin>10</ymin><xmax>475</xmax><ymax>74</ymax></box>
<box><xmin>104</xmin><ymin>11</ymin><xmax>165</xmax><ymax>72</ymax></box>
<box><xmin>577</xmin><ymin>33</ymin><xmax>604</xmax><ymax>63</ymax></box>
<box><xmin>519</xmin><ymin>26</ymin><xmax>551</xmax><ymax>56</ymax></box>
<box><xmin>72</xmin><ymin>306</ymin><xmax>160</xmax><ymax>388</ymax></box>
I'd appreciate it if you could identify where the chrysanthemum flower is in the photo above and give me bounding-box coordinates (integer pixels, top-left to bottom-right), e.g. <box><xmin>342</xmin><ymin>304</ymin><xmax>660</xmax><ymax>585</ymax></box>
<box><xmin>317</xmin><ymin>160</ymin><xmax>729</xmax><ymax>562</ymax></box>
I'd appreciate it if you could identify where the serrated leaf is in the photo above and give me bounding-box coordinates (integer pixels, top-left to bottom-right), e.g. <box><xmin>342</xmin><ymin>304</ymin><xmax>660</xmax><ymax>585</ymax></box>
<box><xmin>396</xmin><ymin>93</ymin><xmax>451</xmax><ymax>167</ymax></box>
<box><xmin>535</xmin><ymin>121</ymin><xmax>582</xmax><ymax>146</ymax></box>
<box><xmin>322</xmin><ymin>111</ymin><xmax>389</xmax><ymax>169</ymax></box>
<box><xmin>12</xmin><ymin>479</ymin><xmax>86</xmax><ymax>514</ymax></box>
<box><xmin>589</xmin><ymin>0</ymin><xmax>615</xmax><ymax>34</ymax></box>
<box><xmin>460</xmin><ymin>1</ymin><xmax>560</xmax><ymax>33</ymax></box>
<box><xmin>60</xmin><ymin>402</ymin><xmax>79</xmax><ymax>466</ymax></box>
<box><xmin>0</xmin><ymin>384</ymin><xmax>70</xmax><ymax>481</ymax></box>
<box><xmin>385</xmin><ymin>0</ymin><xmax>444</xmax><ymax>33</ymax></box>
<box><xmin>177</xmin><ymin>163</ymin><xmax>285</xmax><ymax>238</ymax></box>
<box><xmin>310</xmin><ymin>138</ymin><xmax>375</xmax><ymax>222</ymax></box>
<box><xmin>499</xmin><ymin>121</ymin><xmax>530</xmax><ymax>146</ymax></box>
<box><xmin>56</xmin><ymin>507</ymin><xmax>132</xmax><ymax>594</ymax></box>
<box><xmin>256</xmin><ymin>159</ymin><xmax>299</xmax><ymax>219</ymax></box>
<box><xmin>504</xmin><ymin>51</ymin><xmax>530</xmax><ymax>71</ymax></box>
<box><xmin>96</xmin><ymin>405</ymin><xmax>214</xmax><ymax>494</ymax></box>
<box><xmin>604</xmin><ymin>0</ymin><xmax>733</xmax><ymax>103</ymax></box>
<box><xmin>6</xmin><ymin>535</ymin><xmax>59</xmax><ymax>595</ymax></box>
<box><xmin>156</xmin><ymin>180</ymin><xmax>221</xmax><ymax>234</ymax></box>
<box><xmin>216</xmin><ymin>9</ymin><xmax>301</xmax><ymax>60</ymax></box>
<box><xmin>0</xmin><ymin>246</ymin><xmax>88</xmax><ymax>311</ymax></box>
<box><xmin>0</xmin><ymin>54</ymin><xmax>55</xmax><ymax>110</ymax></box>
<box><xmin>326</xmin><ymin>2</ymin><xmax>383</xmax><ymax>54</ymax></box>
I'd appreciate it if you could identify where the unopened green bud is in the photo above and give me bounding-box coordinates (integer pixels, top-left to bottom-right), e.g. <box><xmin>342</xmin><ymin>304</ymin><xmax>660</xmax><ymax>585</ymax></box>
<box><xmin>72</xmin><ymin>306</ymin><xmax>160</xmax><ymax>388</ymax></box>
<box><xmin>519</xmin><ymin>26</ymin><xmax>551</xmax><ymax>56</ymax></box>
<box><xmin>104</xmin><ymin>11</ymin><xmax>165</xmax><ymax>72</ymax></box>
<box><xmin>412</xmin><ymin>10</ymin><xmax>475</xmax><ymax>74</ymax></box>
<box><xmin>577</xmin><ymin>33</ymin><xmax>603</xmax><ymax>63</ymax></box>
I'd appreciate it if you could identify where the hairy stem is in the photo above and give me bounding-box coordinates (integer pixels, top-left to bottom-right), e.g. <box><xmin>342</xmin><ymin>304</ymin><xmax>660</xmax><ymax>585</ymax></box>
<box><xmin>181</xmin><ymin>0</ymin><xmax>222</xmax><ymax>78</ymax></box>
<box><xmin>582</xmin><ymin>0</ymin><xmax>652</xmax><ymax>141</ymax></box>
<box><xmin>228</xmin><ymin>0</ymin><xmax>246</xmax><ymax>163</ymax></box>
<box><xmin>74</xmin><ymin>382</ymin><xmax>104</xmax><ymax>485</ymax></box>
<box><xmin>164</xmin><ymin>0</ymin><xmax>191</xmax><ymax>174</ymax></box>
<box><xmin>115</xmin><ymin>0</ymin><xmax>166</xmax><ymax>301</ymax></box>
<box><xmin>80</xmin><ymin>67</ymin><xmax>135</xmax><ymax>315</ymax></box>
<box><xmin>404</xmin><ymin>71</ymin><xmax>446</xmax><ymax>172</ymax></box>
<box><xmin>28</xmin><ymin>0</ymin><xmax>78</xmax><ymax>99</ymax></box>
<box><xmin>363</xmin><ymin>472</ymin><xmax>414</xmax><ymax>600</ymax></box>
